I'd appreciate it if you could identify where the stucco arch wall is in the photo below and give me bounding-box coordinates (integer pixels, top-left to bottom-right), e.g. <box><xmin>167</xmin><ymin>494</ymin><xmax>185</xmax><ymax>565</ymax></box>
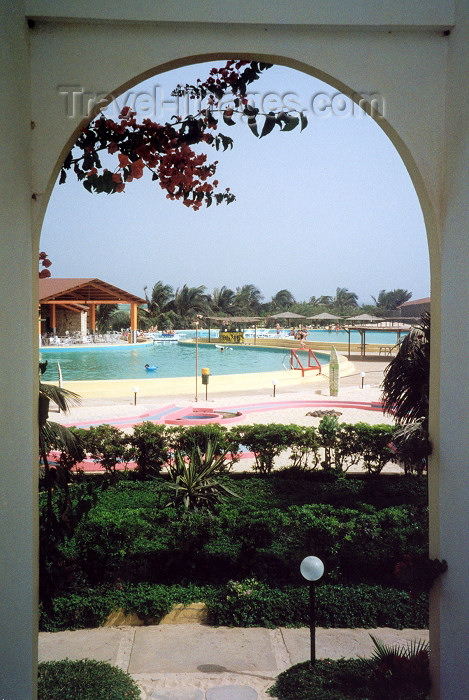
<box><xmin>31</xmin><ymin>22</ymin><xmax>445</xmax><ymax>231</ymax></box>
<box><xmin>4</xmin><ymin>3</ymin><xmax>469</xmax><ymax>698</ymax></box>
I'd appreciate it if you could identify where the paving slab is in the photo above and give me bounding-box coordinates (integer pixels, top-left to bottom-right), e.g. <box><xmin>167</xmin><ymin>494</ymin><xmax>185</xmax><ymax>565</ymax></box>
<box><xmin>206</xmin><ymin>685</ymin><xmax>258</xmax><ymax>699</ymax></box>
<box><xmin>280</xmin><ymin>626</ymin><xmax>429</xmax><ymax>666</ymax></box>
<box><xmin>150</xmin><ymin>688</ymin><xmax>204</xmax><ymax>700</ymax></box>
<box><xmin>38</xmin><ymin>624</ymin><xmax>429</xmax><ymax>699</ymax></box>
<box><xmin>128</xmin><ymin>626</ymin><xmax>277</xmax><ymax>675</ymax></box>
<box><xmin>38</xmin><ymin>626</ymin><xmax>125</xmax><ymax>665</ymax></box>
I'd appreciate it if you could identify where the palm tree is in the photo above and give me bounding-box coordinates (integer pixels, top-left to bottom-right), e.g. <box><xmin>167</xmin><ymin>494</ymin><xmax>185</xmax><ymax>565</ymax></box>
<box><xmin>39</xmin><ymin>362</ymin><xmax>82</xmax><ymax>563</ymax></box>
<box><xmin>39</xmin><ymin>363</ymin><xmax>82</xmax><ymax>482</ymax></box>
<box><xmin>270</xmin><ymin>289</ymin><xmax>295</xmax><ymax>311</ymax></box>
<box><xmin>233</xmin><ymin>284</ymin><xmax>264</xmax><ymax>315</ymax></box>
<box><xmin>95</xmin><ymin>303</ymin><xmax>118</xmax><ymax>332</ymax></box>
<box><xmin>372</xmin><ymin>289</ymin><xmax>412</xmax><ymax>311</ymax></box>
<box><xmin>310</xmin><ymin>294</ymin><xmax>333</xmax><ymax>307</ymax></box>
<box><xmin>333</xmin><ymin>287</ymin><xmax>359</xmax><ymax>314</ymax></box>
<box><xmin>39</xmin><ymin>364</ymin><xmax>86</xmax><ymax>606</ymax></box>
<box><xmin>167</xmin><ymin>284</ymin><xmax>210</xmax><ymax>326</ymax></box>
<box><xmin>144</xmin><ymin>280</ymin><xmax>174</xmax><ymax>316</ymax></box>
<box><xmin>210</xmin><ymin>286</ymin><xmax>236</xmax><ymax>315</ymax></box>
<box><xmin>381</xmin><ymin>312</ymin><xmax>430</xmax><ymax>428</ymax></box>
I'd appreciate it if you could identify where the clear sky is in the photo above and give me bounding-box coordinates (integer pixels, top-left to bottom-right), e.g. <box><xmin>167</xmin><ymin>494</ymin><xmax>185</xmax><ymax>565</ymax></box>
<box><xmin>41</xmin><ymin>61</ymin><xmax>430</xmax><ymax>306</ymax></box>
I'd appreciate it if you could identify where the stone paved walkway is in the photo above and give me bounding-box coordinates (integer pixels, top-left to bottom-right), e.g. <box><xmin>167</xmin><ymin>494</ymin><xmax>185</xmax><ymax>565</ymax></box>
<box><xmin>39</xmin><ymin>624</ymin><xmax>428</xmax><ymax>699</ymax></box>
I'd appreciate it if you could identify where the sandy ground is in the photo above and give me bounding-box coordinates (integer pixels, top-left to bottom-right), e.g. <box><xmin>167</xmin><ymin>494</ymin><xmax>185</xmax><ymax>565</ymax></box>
<box><xmin>50</xmin><ymin>356</ymin><xmax>400</xmax><ymax>474</ymax></box>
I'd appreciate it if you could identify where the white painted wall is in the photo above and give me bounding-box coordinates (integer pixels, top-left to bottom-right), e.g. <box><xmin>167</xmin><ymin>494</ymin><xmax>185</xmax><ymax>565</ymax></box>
<box><xmin>0</xmin><ymin>3</ymin><xmax>38</xmax><ymax>699</ymax></box>
<box><xmin>2</xmin><ymin>2</ymin><xmax>469</xmax><ymax>698</ymax></box>
<box><xmin>429</xmin><ymin>2</ymin><xmax>469</xmax><ymax>697</ymax></box>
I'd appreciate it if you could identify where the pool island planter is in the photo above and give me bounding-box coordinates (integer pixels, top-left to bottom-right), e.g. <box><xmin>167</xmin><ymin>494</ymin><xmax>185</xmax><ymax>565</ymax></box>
<box><xmin>164</xmin><ymin>407</ymin><xmax>243</xmax><ymax>425</ymax></box>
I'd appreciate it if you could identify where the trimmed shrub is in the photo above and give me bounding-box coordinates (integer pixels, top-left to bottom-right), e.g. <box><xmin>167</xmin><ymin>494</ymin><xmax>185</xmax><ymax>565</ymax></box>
<box><xmin>288</xmin><ymin>425</ymin><xmax>320</xmax><ymax>469</ymax></box>
<box><xmin>84</xmin><ymin>424</ymin><xmax>130</xmax><ymax>477</ymax></box>
<box><xmin>39</xmin><ymin>582</ymin><xmax>216</xmax><ymax>631</ymax></box>
<box><xmin>39</xmin><ymin>581</ymin><xmax>428</xmax><ymax>632</ymax></box>
<box><xmin>208</xmin><ymin>581</ymin><xmax>428</xmax><ymax>629</ymax></box>
<box><xmin>232</xmin><ymin>424</ymin><xmax>303</xmax><ymax>473</ymax></box>
<box><xmin>38</xmin><ymin>659</ymin><xmax>141</xmax><ymax>699</ymax></box>
<box><xmin>269</xmin><ymin>646</ymin><xmax>430</xmax><ymax>699</ymax></box>
<box><xmin>268</xmin><ymin>659</ymin><xmax>371</xmax><ymax>700</ymax></box>
<box><xmin>47</xmin><ymin>476</ymin><xmax>427</xmax><ymax>588</ymax></box>
<box><xmin>354</xmin><ymin>423</ymin><xmax>396</xmax><ymax>474</ymax></box>
<box><xmin>128</xmin><ymin>421</ymin><xmax>169</xmax><ymax>478</ymax></box>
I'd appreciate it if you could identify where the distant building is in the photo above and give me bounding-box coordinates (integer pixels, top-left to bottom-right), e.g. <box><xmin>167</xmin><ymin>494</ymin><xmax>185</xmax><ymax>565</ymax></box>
<box><xmin>397</xmin><ymin>297</ymin><xmax>431</xmax><ymax>318</ymax></box>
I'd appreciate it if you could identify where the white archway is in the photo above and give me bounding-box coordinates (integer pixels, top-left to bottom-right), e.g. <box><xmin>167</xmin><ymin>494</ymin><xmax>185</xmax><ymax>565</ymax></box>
<box><xmin>2</xmin><ymin>4</ymin><xmax>469</xmax><ymax>698</ymax></box>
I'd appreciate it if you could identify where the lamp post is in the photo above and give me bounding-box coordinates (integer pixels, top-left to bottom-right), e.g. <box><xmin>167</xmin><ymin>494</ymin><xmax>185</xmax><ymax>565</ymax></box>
<box><xmin>360</xmin><ymin>371</ymin><xmax>366</xmax><ymax>389</ymax></box>
<box><xmin>194</xmin><ymin>315</ymin><xmax>202</xmax><ymax>402</ymax></box>
<box><xmin>132</xmin><ymin>385</ymin><xmax>139</xmax><ymax>406</ymax></box>
<box><xmin>300</xmin><ymin>556</ymin><xmax>324</xmax><ymax>666</ymax></box>
<box><xmin>272</xmin><ymin>379</ymin><xmax>277</xmax><ymax>397</ymax></box>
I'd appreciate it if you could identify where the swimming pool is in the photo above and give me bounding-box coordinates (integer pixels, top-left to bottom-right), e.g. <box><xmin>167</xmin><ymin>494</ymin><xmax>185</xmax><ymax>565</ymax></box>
<box><xmin>40</xmin><ymin>342</ymin><xmax>330</xmax><ymax>382</ymax></box>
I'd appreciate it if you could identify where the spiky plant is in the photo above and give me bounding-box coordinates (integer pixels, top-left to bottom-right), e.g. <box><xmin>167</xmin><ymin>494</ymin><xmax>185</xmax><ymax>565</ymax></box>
<box><xmin>361</xmin><ymin>634</ymin><xmax>430</xmax><ymax>699</ymax></box>
<box><xmin>165</xmin><ymin>439</ymin><xmax>239</xmax><ymax>511</ymax></box>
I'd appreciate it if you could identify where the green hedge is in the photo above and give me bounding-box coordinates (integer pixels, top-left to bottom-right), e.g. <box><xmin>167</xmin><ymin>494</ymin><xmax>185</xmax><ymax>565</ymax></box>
<box><xmin>63</xmin><ymin>420</ymin><xmax>421</xmax><ymax>477</ymax></box>
<box><xmin>38</xmin><ymin>659</ymin><xmax>141</xmax><ymax>699</ymax></box>
<box><xmin>40</xmin><ymin>473</ymin><xmax>429</xmax><ymax>631</ymax></box>
<box><xmin>39</xmin><ymin>581</ymin><xmax>428</xmax><ymax>632</ymax></box>
<box><xmin>65</xmin><ymin>479</ymin><xmax>427</xmax><ymax>588</ymax></box>
<box><xmin>268</xmin><ymin>659</ymin><xmax>372</xmax><ymax>700</ymax></box>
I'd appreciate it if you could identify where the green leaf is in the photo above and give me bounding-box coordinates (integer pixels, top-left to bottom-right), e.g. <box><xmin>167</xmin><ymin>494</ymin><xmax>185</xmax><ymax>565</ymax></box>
<box><xmin>247</xmin><ymin>117</ymin><xmax>259</xmax><ymax>138</ymax></box>
<box><xmin>219</xmin><ymin>134</ymin><xmax>233</xmax><ymax>150</ymax></box>
<box><xmin>300</xmin><ymin>112</ymin><xmax>308</xmax><ymax>131</ymax></box>
<box><xmin>280</xmin><ymin>116</ymin><xmax>300</xmax><ymax>132</ymax></box>
<box><xmin>223</xmin><ymin>114</ymin><xmax>236</xmax><ymax>126</ymax></box>
<box><xmin>243</xmin><ymin>104</ymin><xmax>259</xmax><ymax>118</ymax></box>
<box><xmin>207</xmin><ymin>111</ymin><xmax>218</xmax><ymax>128</ymax></box>
<box><xmin>260</xmin><ymin>113</ymin><xmax>276</xmax><ymax>138</ymax></box>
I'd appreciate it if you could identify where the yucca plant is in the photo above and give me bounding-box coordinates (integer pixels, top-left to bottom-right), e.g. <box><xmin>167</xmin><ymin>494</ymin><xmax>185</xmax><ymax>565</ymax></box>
<box><xmin>361</xmin><ymin>633</ymin><xmax>430</xmax><ymax>699</ymax></box>
<box><xmin>165</xmin><ymin>439</ymin><xmax>240</xmax><ymax>511</ymax></box>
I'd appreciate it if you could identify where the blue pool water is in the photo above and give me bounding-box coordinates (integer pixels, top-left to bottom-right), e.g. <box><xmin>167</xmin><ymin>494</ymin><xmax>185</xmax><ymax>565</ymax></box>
<box><xmin>39</xmin><ymin>328</ymin><xmax>403</xmax><ymax>382</ymax></box>
<box><xmin>40</xmin><ymin>342</ymin><xmax>329</xmax><ymax>382</ymax></box>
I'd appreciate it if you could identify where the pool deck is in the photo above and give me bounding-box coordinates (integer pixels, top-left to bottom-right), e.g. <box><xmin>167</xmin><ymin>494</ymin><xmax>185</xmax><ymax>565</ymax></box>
<box><xmin>50</xmin><ymin>356</ymin><xmax>393</xmax><ymax>440</ymax></box>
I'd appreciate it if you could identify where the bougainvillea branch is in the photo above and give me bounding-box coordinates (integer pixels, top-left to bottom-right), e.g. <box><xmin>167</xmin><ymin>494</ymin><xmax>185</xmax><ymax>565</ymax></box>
<box><xmin>59</xmin><ymin>61</ymin><xmax>308</xmax><ymax>210</ymax></box>
<box><xmin>39</xmin><ymin>251</ymin><xmax>52</xmax><ymax>278</ymax></box>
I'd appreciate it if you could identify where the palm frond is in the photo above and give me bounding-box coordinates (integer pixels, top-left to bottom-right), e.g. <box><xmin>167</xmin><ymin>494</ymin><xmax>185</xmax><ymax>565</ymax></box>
<box><xmin>381</xmin><ymin>312</ymin><xmax>430</xmax><ymax>426</ymax></box>
<box><xmin>39</xmin><ymin>382</ymin><xmax>81</xmax><ymax>412</ymax></box>
<box><xmin>40</xmin><ymin>421</ymin><xmax>83</xmax><ymax>458</ymax></box>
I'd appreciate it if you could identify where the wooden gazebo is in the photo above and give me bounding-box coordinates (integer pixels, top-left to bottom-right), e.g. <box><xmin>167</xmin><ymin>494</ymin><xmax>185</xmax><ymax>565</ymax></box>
<box><xmin>39</xmin><ymin>278</ymin><xmax>146</xmax><ymax>343</ymax></box>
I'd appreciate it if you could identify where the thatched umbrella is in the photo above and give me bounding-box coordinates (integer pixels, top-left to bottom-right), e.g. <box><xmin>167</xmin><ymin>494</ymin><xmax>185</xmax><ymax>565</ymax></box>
<box><xmin>308</xmin><ymin>312</ymin><xmax>342</xmax><ymax>321</ymax></box>
<box><xmin>269</xmin><ymin>311</ymin><xmax>307</xmax><ymax>319</ymax></box>
<box><xmin>345</xmin><ymin>313</ymin><xmax>381</xmax><ymax>323</ymax></box>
